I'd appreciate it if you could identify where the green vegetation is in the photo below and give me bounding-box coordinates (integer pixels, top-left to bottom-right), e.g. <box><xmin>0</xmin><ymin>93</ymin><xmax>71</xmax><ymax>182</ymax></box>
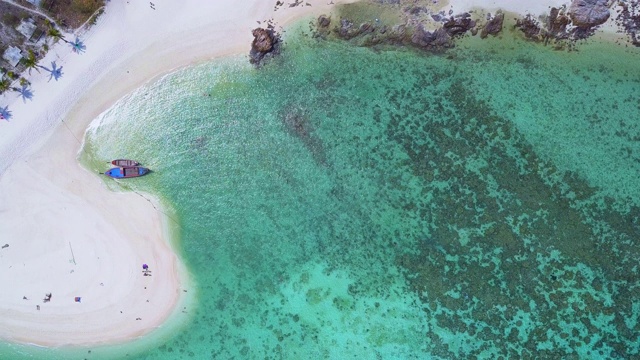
<box><xmin>20</xmin><ymin>51</ymin><xmax>39</xmax><ymax>75</ymax></box>
<box><xmin>2</xmin><ymin>13</ymin><xmax>21</xmax><ymax>27</ymax></box>
<box><xmin>41</xmin><ymin>0</ymin><xmax>105</xmax><ymax>28</ymax></box>
<box><xmin>0</xmin><ymin>78</ymin><xmax>10</xmax><ymax>94</ymax></box>
<box><xmin>46</xmin><ymin>25</ymin><xmax>65</xmax><ymax>43</ymax></box>
<box><xmin>71</xmin><ymin>0</ymin><xmax>103</xmax><ymax>15</ymax></box>
<box><xmin>0</xmin><ymin>0</ymin><xmax>105</xmax><ymax>97</ymax></box>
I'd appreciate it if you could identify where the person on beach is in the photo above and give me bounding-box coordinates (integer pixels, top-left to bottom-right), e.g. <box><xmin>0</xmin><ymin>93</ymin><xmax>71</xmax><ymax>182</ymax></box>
<box><xmin>142</xmin><ymin>263</ymin><xmax>152</xmax><ymax>276</ymax></box>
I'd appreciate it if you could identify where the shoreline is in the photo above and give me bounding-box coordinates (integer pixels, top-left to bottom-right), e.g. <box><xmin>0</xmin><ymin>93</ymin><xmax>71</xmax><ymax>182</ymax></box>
<box><xmin>0</xmin><ymin>0</ymin><xmax>359</xmax><ymax>348</ymax></box>
<box><xmin>0</xmin><ymin>0</ymin><xmax>631</xmax><ymax>350</ymax></box>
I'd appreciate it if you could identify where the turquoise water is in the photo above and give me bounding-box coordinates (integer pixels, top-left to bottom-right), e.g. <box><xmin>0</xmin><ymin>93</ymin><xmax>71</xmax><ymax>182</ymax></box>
<box><xmin>5</xmin><ymin>17</ymin><xmax>640</xmax><ymax>360</ymax></box>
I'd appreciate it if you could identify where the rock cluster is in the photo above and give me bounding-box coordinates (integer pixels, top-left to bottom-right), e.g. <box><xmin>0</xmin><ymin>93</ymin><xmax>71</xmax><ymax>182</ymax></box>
<box><xmin>249</xmin><ymin>27</ymin><xmax>280</xmax><ymax>66</ymax></box>
<box><xmin>547</xmin><ymin>7</ymin><xmax>571</xmax><ymax>35</ymax></box>
<box><xmin>514</xmin><ymin>1</ymin><xmax>610</xmax><ymax>43</ymax></box>
<box><xmin>568</xmin><ymin>0</ymin><xmax>610</xmax><ymax>28</ymax></box>
<box><xmin>616</xmin><ymin>0</ymin><xmax>640</xmax><ymax>46</ymax></box>
<box><xmin>411</xmin><ymin>26</ymin><xmax>453</xmax><ymax>50</ymax></box>
<box><xmin>514</xmin><ymin>15</ymin><xmax>542</xmax><ymax>40</ymax></box>
<box><xmin>443</xmin><ymin>13</ymin><xmax>476</xmax><ymax>37</ymax></box>
<box><xmin>318</xmin><ymin>15</ymin><xmax>331</xmax><ymax>28</ymax></box>
<box><xmin>329</xmin><ymin>12</ymin><xmax>477</xmax><ymax>52</ymax></box>
<box><xmin>481</xmin><ymin>11</ymin><xmax>504</xmax><ymax>38</ymax></box>
<box><xmin>309</xmin><ymin>0</ymin><xmax>617</xmax><ymax>55</ymax></box>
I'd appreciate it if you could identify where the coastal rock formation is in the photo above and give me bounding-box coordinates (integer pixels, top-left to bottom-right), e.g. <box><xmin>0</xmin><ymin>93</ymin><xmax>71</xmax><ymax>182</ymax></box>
<box><xmin>252</xmin><ymin>28</ymin><xmax>275</xmax><ymax>52</ymax></box>
<box><xmin>249</xmin><ymin>27</ymin><xmax>280</xmax><ymax>66</ymax></box>
<box><xmin>480</xmin><ymin>11</ymin><xmax>504</xmax><ymax>38</ymax></box>
<box><xmin>411</xmin><ymin>26</ymin><xmax>453</xmax><ymax>50</ymax></box>
<box><xmin>515</xmin><ymin>15</ymin><xmax>542</xmax><ymax>40</ymax></box>
<box><xmin>616</xmin><ymin>1</ymin><xmax>640</xmax><ymax>46</ymax></box>
<box><xmin>513</xmin><ymin>1</ymin><xmax>612</xmax><ymax>44</ymax></box>
<box><xmin>318</xmin><ymin>14</ymin><xmax>331</xmax><ymax>28</ymax></box>
<box><xmin>312</xmin><ymin>2</ymin><xmax>483</xmax><ymax>53</ymax></box>
<box><xmin>568</xmin><ymin>0</ymin><xmax>610</xmax><ymax>27</ymax></box>
<box><xmin>335</xmin><ymin>18</ymin><xmax>380</xmax><ymax>41</ymax></box>
<box><xmin>547</xmin><ymin>7</ymin><xmax>571</xmax><ymax>35</ymax></box>
<box><xmin>337</xmin><ymin>18</ymin><xmax>359</xmax><ymax>39</ymax></box>
<box><xmin>443</xmin><ymin>14</ymin><xmax>476</xmax><ymax>37</ymax></box>
<box><xmin>331</xmin><ymin>14</ymin><xmax>476</xmax><ymax>52</ymax></box>
<box><xmin>312</xmin><ymin>0</ymin><xmax>621</xmax><ymax>58</ymax></box>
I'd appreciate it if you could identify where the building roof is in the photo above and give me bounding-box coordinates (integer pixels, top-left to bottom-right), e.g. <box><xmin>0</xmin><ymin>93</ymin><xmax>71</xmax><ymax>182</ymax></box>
<box><xmin>3</xmin><ymin>46</ymin><xmax>23</xmax><ymax>67</ymax></box>
<box><xmin>16</xmin><ymin>19</ymin><xmax>37</xmax><ymax>39</ymax></box>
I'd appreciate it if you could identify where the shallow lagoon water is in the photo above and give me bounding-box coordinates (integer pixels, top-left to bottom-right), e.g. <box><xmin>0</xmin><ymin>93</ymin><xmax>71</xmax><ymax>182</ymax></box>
<box><xmin>4</xmin><ymin>17</ymin><xmax>640</xmax><ymax>360</ymax></box>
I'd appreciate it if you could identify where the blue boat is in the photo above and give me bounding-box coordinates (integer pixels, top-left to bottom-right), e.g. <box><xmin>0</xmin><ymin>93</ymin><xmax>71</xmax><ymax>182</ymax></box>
<box><xmin>104</xmin><ymin>166</ymin><xmax>150</xmax><ymax>179</ymax></box>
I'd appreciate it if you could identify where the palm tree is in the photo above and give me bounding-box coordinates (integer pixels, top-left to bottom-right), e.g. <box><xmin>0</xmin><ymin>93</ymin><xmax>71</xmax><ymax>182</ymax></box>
<box><xmin>46</xmin><ymin>21</ymin><xmax>68</xmax><ymax>44</ymax></box>
<box><xmin>46</xmin><ymin>23</ymin><xmax>86</xmax><ymax>54</ymax></box>
<box><xmin>21</xmin><ymin>51</ymin><xmax>40</xmax><ymax>75</ymax></box>
<box><xmin>47</xmin><ymin>26</ymin><xmax>65</xmax><ymax>43</ymax></box>
<box><xmin>0</xmin><ymin>78</ymin><xmax>11</xmax><ymax>94</ymax></box>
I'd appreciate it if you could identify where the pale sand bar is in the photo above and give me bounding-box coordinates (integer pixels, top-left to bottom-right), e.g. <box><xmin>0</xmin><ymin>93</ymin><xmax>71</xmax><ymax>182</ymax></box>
<box><xmin>0</xmin><ymin>0</ymin><xmax>612</xmax><ymax>348</ymax></box>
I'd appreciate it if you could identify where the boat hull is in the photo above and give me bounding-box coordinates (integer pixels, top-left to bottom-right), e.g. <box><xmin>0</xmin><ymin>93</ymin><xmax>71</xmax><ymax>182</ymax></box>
<box><xmin>111</xmin><ymin>159</ymin><xmax>139</xmax><ymax>167</ymax></box>
<box><xmin>104</xmin><ymin>166</ymin><xmax>150</xmax><ymax>179</ymax></box>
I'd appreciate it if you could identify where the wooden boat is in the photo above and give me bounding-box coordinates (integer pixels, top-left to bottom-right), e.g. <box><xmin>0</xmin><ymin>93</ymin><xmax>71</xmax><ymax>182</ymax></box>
<box><xmin>104</xmin><ymin>166</ymin><xmax>150</xmax><ymax>179</ymax></box>
<box><xmin>111</xmin><ymin>159</ymin><xmax>139</xmax><ymax>167</ymax></box>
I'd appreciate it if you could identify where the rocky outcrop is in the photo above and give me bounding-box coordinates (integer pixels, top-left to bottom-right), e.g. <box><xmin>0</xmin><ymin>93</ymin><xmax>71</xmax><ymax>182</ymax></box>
<box><xmin>249</xmin><ymin>27</ymin><xmax>280</xmax><ymax>66</ymax></box>
<box><xmin>568</xmin><ymin>0</ymin><xmax>610</xmax><ymax>28</ymax></box>
<box><xmin>443</xmin><ymin>14</ymin><xmax>476</xmax><ymax>37</ymax></box>
<box><xmin>616</xmin><ymin>0</ymin><xmax>640</xmax><ymax>46</ymax></box>
<box><xmin>512</xmin><ymin>0</ymin><xmax>613</xmax><ymax>44</ymax></box>
<box><xmin>329</xmin><ymin>11</ymin><xmax>476</xmax><ymax>52</ymax></box>
<box><xmin>515</xmin><ymin>15</ymin><xmax>542</xmax><ymax>40</ymax></box>
<box><xmin>547</xmin><ymin>7</ymin><xmax>571</xmax><ymax>35</ymax></box>
<box><xmin>411</xmin><ymin>26</ymin><xmax>453</xmax><ymax>50</ymax></box>
<box><xmin>480</xmin><ymin>11</ymin><xmax>504</xmax><ymax>38</ymax></box>
<box><xmin>318</xmin><ymin>15</ymin><xmax>331</xmax><ymax>28</ymax></box>
<box><xmin>337</xmin><ymin>18</ymin><xmax>358</xmax><ymax>39</ymax></box>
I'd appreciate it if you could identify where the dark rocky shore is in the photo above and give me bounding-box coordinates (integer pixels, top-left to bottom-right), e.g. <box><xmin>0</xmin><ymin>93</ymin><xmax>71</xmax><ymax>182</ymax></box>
<box><xmin>617</xmin><ymin>0</ymin><xmax>640</xmax><ymax>46</ymax></box>
<box><xmin>249</xmin><ymin>0</ymin><xmax>640</xmax><ymax>65</ymax></box>
<box><xmin>308</xmin><ymin>0</ymin><xmax>627</xmax><ymax>53</ymax></box>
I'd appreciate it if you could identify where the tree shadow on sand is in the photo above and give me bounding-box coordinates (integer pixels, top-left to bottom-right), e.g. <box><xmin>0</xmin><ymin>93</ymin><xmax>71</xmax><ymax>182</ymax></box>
<box><xmin>0</xmin><ymin>106</ymin><xmax>12</xmax><ymax>121</ymax></box>
<box><xmin>39</xmin><ymin>61</ymin><xmax>64</xmax><ymax>82</ymax></box>
<box><xmin>14</xmin><ymin>85</ymin><xmax>34</xmax><ymax>103</ymax></box>
<box><xmin>69</xmin><ymin>37</ymin><xmax>86</xmax><ymax>54</ymax></box>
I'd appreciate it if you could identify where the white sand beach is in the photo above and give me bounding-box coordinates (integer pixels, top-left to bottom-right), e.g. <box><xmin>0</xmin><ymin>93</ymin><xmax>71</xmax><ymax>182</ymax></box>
<box><xmin>0</xmin><ymin>0</ymin><xmax>620</xmax><ymax>348</ymax></box>
<box><xmin>0</xmin><ymin>0</ymin><xmax>360</xmax><ymax>347</ymax></box>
